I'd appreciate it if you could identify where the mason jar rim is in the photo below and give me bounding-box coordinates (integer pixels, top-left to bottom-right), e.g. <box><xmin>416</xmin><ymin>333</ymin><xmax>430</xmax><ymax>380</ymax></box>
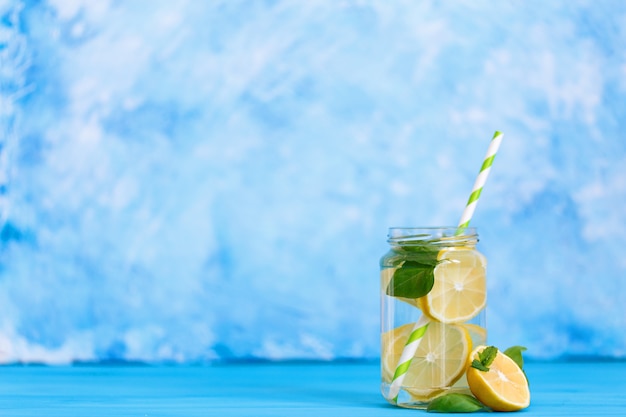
<box><xmin>387</xmin><ymin>226</ymin><xmax>479</xmax><ymax>245</ymax></box>
<box><xmin>388</xmin><ymin>226</ymin><xmax>477</xmax><ymax>233</ymax></box>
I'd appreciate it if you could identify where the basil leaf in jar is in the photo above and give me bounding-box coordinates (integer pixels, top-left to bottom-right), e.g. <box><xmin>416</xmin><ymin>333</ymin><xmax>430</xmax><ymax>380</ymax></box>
<box><xmin>386</xmin><ymin>243</ymin><xmax>440</xmax><ymax>299</ymax></box>
<box><xmin>387</xmin><ymin>260</ymin><xmax>436</xmax><ymax>298</ymax></box>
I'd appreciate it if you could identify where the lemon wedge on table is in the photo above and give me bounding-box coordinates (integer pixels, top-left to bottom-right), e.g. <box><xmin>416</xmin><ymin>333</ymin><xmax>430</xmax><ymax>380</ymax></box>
<box><xmin>421</xmin><ymin>248</ymin><xmax>487</xmax><ymax>323</ymax></box>
<box><xmin>467</xmin><ymin>345</ymin><xmax>531</xmax><ymax>411</ymax></box>
<box><xmin>382</xmin><ymin>321</ymin><xmax>472</xmax><ymax>401</ymax></box>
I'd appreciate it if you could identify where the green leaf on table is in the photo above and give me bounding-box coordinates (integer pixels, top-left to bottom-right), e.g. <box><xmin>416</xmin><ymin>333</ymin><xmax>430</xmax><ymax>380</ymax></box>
<box><xmin>427</xmin><ymin>393</ymin><xmax>489</xmax><ymax>413</ymax></box>
<box><xmin>503</xmin><ymin>345</ymin><xmax>527</xmax><ymax>370</ymax></box>
<box><xmin>504</xmin><ymin>345</ymin><xmax>529</xmax><ymax>384</ymax></box>
<box><xmin>386</xmin><ymin>260</ymin><xmax>435</xmax><ymax>298</ymax></box>
<box><xmin>471</xmin><ymin>346</ymin><xmax>498</xmax><ymax>372</ymax></box>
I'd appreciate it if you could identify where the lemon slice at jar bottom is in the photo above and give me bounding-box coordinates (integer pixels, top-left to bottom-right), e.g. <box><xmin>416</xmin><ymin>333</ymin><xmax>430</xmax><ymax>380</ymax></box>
<box><xmin>467</xmin><ymin>345</ymin><xmax>531</xmax><ymax>411</ymax></box>
<box><xmin>381</xmin><ymin>323</ymin><xmax>443</xmax><ymax>401</ymax></box>
<box><xmin>382</xmin><ymin>322</ymin><xmax>471</xmax><ymax>400</ymax></box>
<box><xmin>422</xmin><ymin>248</ymin><xmax>487</xmax><ymax>323</ymax></box>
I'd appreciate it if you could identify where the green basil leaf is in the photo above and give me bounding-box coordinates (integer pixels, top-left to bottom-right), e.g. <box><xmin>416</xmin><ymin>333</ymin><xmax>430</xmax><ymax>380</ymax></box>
<box><xmin>427</xmin><ymin>393</ymin><xmax>489</xmax><ymax>413</ymax></box>
<box><xmin>386</xmin><ymin>260</ymin><xmax>435</xmax><ymax>298</ymax></box>
<box><xmin>504</xmin><ymin>345</ymin><xmax>529</xmax><ymax>385</ymax></box>
<box><xmin>398</xmin><ymin>244</ymin><xmax>441</xmax><ymax>260</ymax></box>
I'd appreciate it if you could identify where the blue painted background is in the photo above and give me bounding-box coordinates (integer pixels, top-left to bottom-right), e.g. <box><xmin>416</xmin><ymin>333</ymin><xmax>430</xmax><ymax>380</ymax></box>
<box><xmin>1</xmin><ymin>1</ymin><xmax>625</xmax><ymax>363</ymax></box>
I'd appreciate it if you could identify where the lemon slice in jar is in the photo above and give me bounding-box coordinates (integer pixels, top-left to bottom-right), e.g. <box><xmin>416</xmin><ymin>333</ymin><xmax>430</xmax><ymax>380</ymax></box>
<box><xmin>421</xmin><ymin>248</ymin><xmax>487</xmax><ymax>323</ymax></box>
<box><xmin>381</xmin><ymin>322</ymin><xmax>471</xmax><ymax>400</ymax></box>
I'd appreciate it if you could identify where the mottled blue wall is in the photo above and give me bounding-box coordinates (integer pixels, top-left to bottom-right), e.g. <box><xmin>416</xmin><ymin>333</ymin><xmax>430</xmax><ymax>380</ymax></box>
<box><xmin>1</xmin><ymin>0</ymin><xmax>625</xmax><ymax>363</ymax></box>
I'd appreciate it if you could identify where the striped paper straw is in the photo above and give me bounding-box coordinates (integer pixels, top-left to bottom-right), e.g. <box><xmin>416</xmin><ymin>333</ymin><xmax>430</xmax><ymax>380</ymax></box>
<box><xmin>457</xmin><ymin>131</ymin><xmax>503</xmax><ymax>231</ymax></box>
<box><xmin>386</xmin><ymin>131</ymin><xmax>504</xmax><ymax>404</ymax></box>
<box><xmin>386</xmin><ymin>315</ymin><xmax>430</xmax><ymax>402</ymax></box>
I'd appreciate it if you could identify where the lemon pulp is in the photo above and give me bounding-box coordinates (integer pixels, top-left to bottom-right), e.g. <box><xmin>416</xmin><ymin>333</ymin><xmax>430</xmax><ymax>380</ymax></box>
<box><xmin>421</xmin><ymin>248</ymin><xmax>487</xmax><ymax>323</ymax></box>
<box><xmin>467</xmin><ymin>345</ymin><xmax>531</xmax><ymax>411</ymax></box>
<box><xmin>382</xmin><ymin>321</ymin><xmax>472</xmax><ymax>401</ymax></box>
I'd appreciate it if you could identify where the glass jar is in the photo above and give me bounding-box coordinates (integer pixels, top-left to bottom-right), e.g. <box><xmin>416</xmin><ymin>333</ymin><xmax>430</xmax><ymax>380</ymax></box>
<box><xmin>380</xmin><ymin>227</ymin><xmax>487</xmax><ymax>408</ymax></box>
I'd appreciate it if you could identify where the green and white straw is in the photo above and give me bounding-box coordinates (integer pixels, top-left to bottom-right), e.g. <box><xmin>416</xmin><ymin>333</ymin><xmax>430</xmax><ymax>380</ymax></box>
<box><xmin>386</xmin><ymin>131</ymin><xmax>504</xmax><ymax>404</ymax></box>
<box><xmin>386</xmin><ymin>316</ymin><xmax>430</xmax><ymax>402</ymax></box>
<box><xmin>457</xmin><ymin>131</ymin><xmax>504</xmax><ymax>230</ymax></box>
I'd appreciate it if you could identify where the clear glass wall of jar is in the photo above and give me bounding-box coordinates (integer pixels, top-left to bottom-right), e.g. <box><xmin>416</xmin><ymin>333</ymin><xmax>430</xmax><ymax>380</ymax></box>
<box><xmin>380</xmin><ymin>227</ymin><xmax>487</xmax><ymax>408</ymax></box>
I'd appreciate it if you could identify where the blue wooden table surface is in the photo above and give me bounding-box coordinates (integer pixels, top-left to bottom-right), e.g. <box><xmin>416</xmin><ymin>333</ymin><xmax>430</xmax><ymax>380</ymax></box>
<box><xmin>0</xmin><ymin>361</ymin><xmax>624</xmax><ymax>416</ymax></box>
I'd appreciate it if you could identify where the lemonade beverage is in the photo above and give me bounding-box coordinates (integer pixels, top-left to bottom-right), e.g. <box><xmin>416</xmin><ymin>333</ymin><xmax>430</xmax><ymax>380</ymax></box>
<box><xmin>380</xmin><ymin>227</ymin><xmax>487</xmax><ymax>408</ymax></box>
